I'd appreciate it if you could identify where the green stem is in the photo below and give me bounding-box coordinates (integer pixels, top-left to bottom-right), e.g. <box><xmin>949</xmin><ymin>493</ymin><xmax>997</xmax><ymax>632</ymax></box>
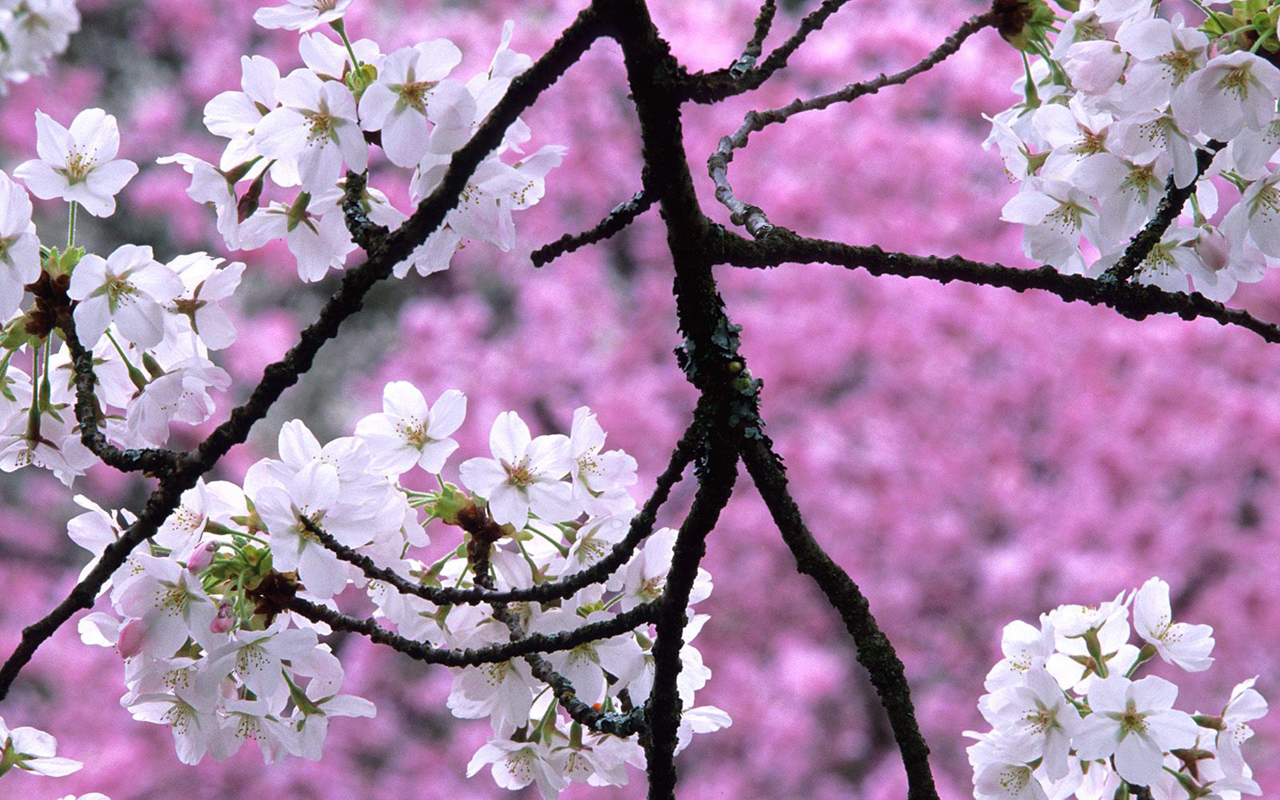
<box><xmin>330</xmin><ymin>18</ymin><xmax>361</xmax><ymax>70</ymax></box>
<box><xmin>530</xmin><ymin>526</ymin><xmax>571</xmax><ymax>557</ymax></box>
<box><xmin>66</xmin><ymin>201</ymin><xmax>77</xmax><ymax>249</ymax></box>
<box><xmin>24</xmin><ymin>343</ymin><xmax>40</xmax><ymax>442</ymax></box>
<box><xmin>106</xmin><ymin>330</ymin><xmax>149</xmax><ymax>391</ymax></box>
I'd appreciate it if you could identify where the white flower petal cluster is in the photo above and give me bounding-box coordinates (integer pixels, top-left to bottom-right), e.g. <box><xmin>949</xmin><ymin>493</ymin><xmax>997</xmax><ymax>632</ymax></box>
<box><xmin>179</xmin><ymin>14</ymin><xmax>562</xmax><ymax>282</ymax></box>
<box><xmin>968</xmin><ymin>578</ymin><xmax>1264</xmax><ymax>799</ymax></box>
<box><xmin>990</xmin><ymin>0</ymin><xmax>1280</xmax><ymax>301</ymax></box>
<box><xmin>15</xmin><ymin>109</ymin><xmax>138</xmax><ymax>217</ymax></box>
<box><xmin>71</xmin><ymin>381</ymin><xmax>723</xmax><ymax>794</ymax></box>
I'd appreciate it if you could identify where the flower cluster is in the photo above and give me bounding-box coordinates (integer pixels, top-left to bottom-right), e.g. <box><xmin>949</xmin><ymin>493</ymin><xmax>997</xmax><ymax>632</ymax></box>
<box><xmin>66</xmin><ymin>380</ymin><xmax>725</xmax><ymax>797</ymax></box>
<box><xmin>988</xmin><ymin>0</ymin><xmax>1280</xmax><ymax>300</ymax></box>
<box><xmin>174</xmin><ymin>3</ymin><xmax>562</xmax><ymax>281</ymax></box>
<box><xmin>0</xmin><ymin>0</ymin><xmax>79</xmax><ymax>90</ymax></box>
<box><xmin>968</xmin><ymin>577</ymin><xmax>1267</xmax><ymax>799</ymax></box>
<box><xmin>0</xmin><ymin>0</ymin><xmax>562</xmax><ymax>495</ymax></box>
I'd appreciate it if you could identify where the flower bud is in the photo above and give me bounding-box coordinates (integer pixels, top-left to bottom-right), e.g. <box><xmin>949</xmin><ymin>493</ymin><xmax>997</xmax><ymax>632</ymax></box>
<box><xmin>187</xmin><ymin>541</ymin><xmax>217</xmax><ymax>574</ymax></box>
<box><xmin>1195</xmin><ymin>228</ymin><xmax>1231</xmax><ymax>273</ymax></box>
<box><xmin>210</xmin><ymin>600</ymin><xmax>234</xmax><ymax>634</ymax></box>
<box><xmin>117</xmin><ymin>619</ymin><xmax>143</xmax><ymax>659</ymax></box>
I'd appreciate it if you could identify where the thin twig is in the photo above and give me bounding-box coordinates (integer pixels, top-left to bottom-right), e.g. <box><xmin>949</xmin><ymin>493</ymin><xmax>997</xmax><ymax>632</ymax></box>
<box><xmin>707</xmin><ymin>10</ymin><xmax>996</xmax><ymax>237</ymax></box>
<box><xmin>682</xmin><ymin>0</ymin><xmax>856</xmax><ymax>103</ymax></box>
<box><xmin>304</xmin><ymin>417</ymin><xmax>699</xmax><ymax>605</ymax></box>
<box><xmin>531</xmin><ymin>188</ymin><xmax>656</xmax><ymax>267</ymax></box>
<box><xmin>286</xmin><ymin>594</ymin><xmax>659</xmax><ymax>669</ymax></box>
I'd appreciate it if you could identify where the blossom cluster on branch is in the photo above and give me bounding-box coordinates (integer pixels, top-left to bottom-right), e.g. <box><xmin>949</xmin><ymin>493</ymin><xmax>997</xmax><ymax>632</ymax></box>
<box><xmin>969</xmin><ymin>578</ymin><xmax>1266</xmax><ymax>800</ymax></box>
<box><xmin>989</xmin><ymin>0</ymin><xmax>1280</xmax><ymax>298</ymax></box>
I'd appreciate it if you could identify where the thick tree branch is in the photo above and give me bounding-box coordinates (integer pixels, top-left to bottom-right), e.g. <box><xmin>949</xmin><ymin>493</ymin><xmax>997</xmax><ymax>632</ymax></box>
<box><xmin>531</xmin><ymin>188</ymin><xmax>656</xmax><ymax>267</ymax></box>
<box><xmin>741</xmin><ymin>436</ymin><xmax>939</xmax><ymax>800</ymax></box>
<box><xmin>717</xmin><ymin>229</ymin><xmax>1280</xmax><ymax>344</ymax></box>
<box><xmin>708</xmin><ymin>10</ymin><xmax>996</xmax><ymax>237</ymax></box>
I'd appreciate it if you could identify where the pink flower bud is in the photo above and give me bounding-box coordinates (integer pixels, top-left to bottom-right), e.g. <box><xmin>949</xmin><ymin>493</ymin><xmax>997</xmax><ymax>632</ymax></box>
<box><xmin>210</xmin><ymin>600</ymin><xmax>234</xmax><ymax>634</ymax></box>
<box><xmin>1195</xmin><ymin>229</ymin><xmax>1231</xmax><ymax>273</ymax></box>
<box><xmin>187</xmin><ymin>541</ymin><xmax>217</xmax><ymax>574</ymax></box>
<box><xmin>118</xmin><ymin>619</ymin><xmax>143</xmax><ymax>659</ymax></box>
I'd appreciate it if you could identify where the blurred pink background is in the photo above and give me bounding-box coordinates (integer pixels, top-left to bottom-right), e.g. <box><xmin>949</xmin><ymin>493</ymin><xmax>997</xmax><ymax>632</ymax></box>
<box><xmin>0</xmin><ymin>0</ymin><xmax>1275</xmax><ymax>798</ymax></box>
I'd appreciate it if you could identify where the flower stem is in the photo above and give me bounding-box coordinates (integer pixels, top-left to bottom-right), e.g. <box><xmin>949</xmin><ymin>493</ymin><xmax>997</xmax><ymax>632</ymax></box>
<box><xmin>330</xmin><ymin>18</ymin><xmax>361</xmax><ymax>70</ymax></box>
<box><xmin>66</xmin><ymin>201</ymin><xmax>77</xmax><ymax>249</ymax></box>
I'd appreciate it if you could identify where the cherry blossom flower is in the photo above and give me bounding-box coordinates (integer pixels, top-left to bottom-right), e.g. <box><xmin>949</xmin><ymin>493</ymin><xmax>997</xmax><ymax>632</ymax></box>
<box><xmin>1174</xmin><ymin>51</ymin><xmax>1280</xmax><ymax>142</ymax></box>
<box><xmin>0</xmin><ymin>170</ymin><xmax>39</xmax><ymax>318</ymax></box>
<box><xmin>0</xmin><ymin>716</ymin><xmax>83</xmax><ymax>777</ymax></box>
<box><xmin>354</xmin><ymin>382</ymin><xmax>466</xmax><ymax>476</ymax></box>
<box><xmin>67</xmin><ymin>244</ymin><xmax>184</xmax><ymax>349</ymax></box>
<box><xmin>254</xmin><ymin>69</ymin><xmax>366</xmax><ymax>193</ymax></box>
<box><xmin>459</xmin><ymin>411</ymin><xmax>577</xmax><ymax>529</ymax></box>
<box><xmin>467</xmin><ymin>739</ymin><xmax>567</xmax><ymax>800</ymax></box>
<box><xmin>357</xmin><ymin>40</ymin><xmax>471</xmax><ymax>167</ymax></box>
<box><xmin>14</xmin><ymin>108</ymin><xmax>138</xmax><ymax>217</ymax></box>
<box><xmin>1132</xmin><ymin>576</ymin><xmax>1214</xmax><ymax>671</ymax></box>
<box><xmin>1073</xmin><ymin>675</ymin><xmax>1200</xmax><ymax>786</ymax></box>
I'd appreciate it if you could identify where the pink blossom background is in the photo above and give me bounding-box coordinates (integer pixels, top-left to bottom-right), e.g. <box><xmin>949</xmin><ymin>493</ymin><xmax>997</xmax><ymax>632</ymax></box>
<box><xmin>0</xmin><ymin>1</ymin><xmax>1277</xmax><ymax>798</ymax></box>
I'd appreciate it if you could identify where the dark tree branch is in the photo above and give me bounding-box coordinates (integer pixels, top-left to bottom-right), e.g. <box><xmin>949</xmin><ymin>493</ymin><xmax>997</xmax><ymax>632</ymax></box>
<box><xmin>492</xmin><ymin>603</ymin><xmax>647</xmax><ymax>737</ymax></box>
<box><xmin>1103</xmin><ymin>141</ymin><xmax>1225</xmax><ymax>283</ymax></box>
<box><xmin>682</xmin><ymin>0</ymin><xmax>856</xmax><ymax>103</ymax></box>
<box><xmin>532</xmin><ymin>188</ymin><xmax>656</xmax><ymax>267</ymax></box>
<box><xmin>740</xmin><ymin>436</ymin><xmax>939</xmax><ymax>800</ymax></box>
<box><xmin>341</xmin><ymin>170</ymin><xmax>391</xmax><ymax>253</ymax></box>
<box><xmin>59</xmin><ymin>317</ymin><xmax>180</xmax><ymax>474</ymax></box>
<box><xmin>716</xmin><ymin>229</ymin><xmax>1280</xmax><ymax>344</ymax></box>
<box><xmin>286</xmin><ymin>594</ymin><xmax>659</xmax><ymax>668</ymax></box>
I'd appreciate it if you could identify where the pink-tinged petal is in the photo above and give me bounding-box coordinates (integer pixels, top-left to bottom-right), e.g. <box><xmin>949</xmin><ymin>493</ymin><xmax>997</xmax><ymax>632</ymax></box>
<box><xmin>1132</xmin><ymin>675</ymin><xmax>1178</xmax><ymax>711</ymax></box>
<box><xmin>357</xmin><ymin>81</ymin><xmax>397</xmax><ymax>131</ymax></box>
<box><xmin>380</xmin><ymin>107</ymin><xmax>430</xmax><ymax>168</ymax></box>
<box><xmin>73</xmin><ymin>108</ymin><xmax>121</xmax><ymax>163</ymax></box>
<box><xmin>1112</xmin><ymin>733</ymin><xmax>1163</xmax><ymax>786</ymax></box>
<box><xmin>278</xmin><ymin>419</ymin><xmax>321</xmax><ymax>466</ymax></box>
<box><xmin>13</xmin><ymin>159</ymin><xmax>69</xmax><ymax>201</ymax></box>
<box><xmin>67</xmin><ymin>253</ymin><xmax>107</xmax><ymax>300</ymax></box>
<box><xmin>86</xmin><ymin>158</ymin><xmax>139</xmax><ymax>198</ymax></box>
<box><xmin>298</xmin><ymin>545</ymin><xmax>348</xmax><ymax>599</ymax></box>
<box><xmin>526</xmin><ymin>433</ymin><xmax>571</xmax><ymax>476</ymax></box>
<box><xmin>113</xmin><ymin>295</ymin><xmax>166</xmax><ymax>348</ymax></box>
<box><xmin>1145</xmin><ymin>708</ymin><xmax>1200</xmax><ymax>751</ymax></box>
<box><xmin>1000</xmin><ymin>190</ymin><xmax>1058</xmax><ymax>225</ymax></box>
<box><xmin>33</xmin><ymin>111</ymin><xmax>72</xmax><ymax>166</ymax></box>
<box><xmin>487</xmin><ymin>483</ymin><xmax>528</xmax><ymax>529</ymax></box>
<box><xmin>459</xmin><ymin>457</ymin><xmax>508</xmax><ymax>496</ymax></box>
<box><xmin>426</xmin><ymin>389</ymin><xmax>466</xmax><ymax>438</ymax></box>
<box><xmin>415</xmin><ymin>39</ymin><xmax>462</xmax><ymax>82</ymax></box>
<box><xmin>489</xmin><ymin>411</ymin><xmax>530</xmax><ymax>463</ymax></box>
<box><xmin>194</xmin><ymin>306</ymin><xmax>238</xmax><ymax>350</ymax></box>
